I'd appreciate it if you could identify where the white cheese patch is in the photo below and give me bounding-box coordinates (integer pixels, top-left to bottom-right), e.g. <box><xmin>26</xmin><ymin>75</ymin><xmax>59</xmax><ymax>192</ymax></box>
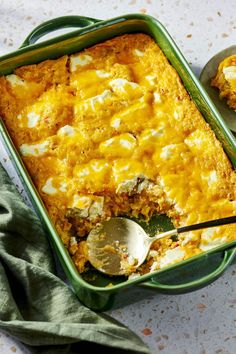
<box><xmin>160</xmin><ymin>144</ymin><xmax>177</xmax><ymax>160</ymax></box>
<box><xmin>58</xmin><ymin>125</ymin><xmax>75</xmax><ymax>137</ymax></box>
<box><xmin>58</xmin><ymin>182</ymin><xmax>67</xmax><ymax>193</ymax></box>
<box><xmin>145</xmin><ymin>75</ymin><xmax>156</xmax><ymax>86</ymax></box>
<box><xmin>184</xmin><ymin>134</ymin><xmax>204</xmax><ymax>148</ymax></box>
<box><xmin>102</xmin><ymin>138</ymin><xmax>113</xmax><ymax>147</ymax></box>
<box><xmin>180</xmin><ymin>231</ymin><xmax>196</xmax><ymax>246</ymax></box>
<box><xmin>201</xmin><ymin>170</ymin><xmax>218</xmax><ymax>187</ymax></box>
<box><xmin>134</xmin><ymin>49</ymin><xmax>144</xmax><ymax>57</ymax></box>
<box><xmin>70</xmin><ymin>54</ymin><xmax>92</xmax><ymax>71</ymax></box>
<box><xmin>136</xmin><ymin>178</ymin><xmax>150</xmax><ymax>193</ymax></box>
<box><xmin>150</xmin><ymin>261</ymin><xmax>158</xmax><ymax>272</ymax></box>
<box><xmin>109</xmin><ymin>78</ymin><xmax>139</xmax><ymax>93</ymax></box>
<box><xmin>101</xmin><ymin>133</ymin><xmax>136</xmax><ymax>151</ymax></box>
<box><xmin>174</xmin><ymin>110</ymin><xmax>179</xmax><ymax>119</ymax></box>
<box><xmin>116</xmin><ymin>175</ymin><xmax>149</xmax><ymax>195</ymax></box>
<box><xmin>88</xmin><ymin>197</ymin><xmax>104</xmax><ymax>220</ymax></box>
<box><xmin>6</xmin><ymin>74</ymin><xmax>26</xmax><ymax>86</ymax></box>
<box><xmin>153</xmin><ymin>92</ymin><xmax>162</xmax><ymax>103</ymax></box>
<box><xmin>111</xmin><ymin>118</ymin><xmax>121</xmax><ymax>129</ymax></box>
<box><xmin>95</xmin><ymin>70</ymin><xmax>111</xmax><ymax>78</ymax></box>
<box><xmin>89</xmin><ymin>90</ymin><xmax>112</xmax><ymax>111</ymax></box>
<box><xmin>70</xmin><ymin>237</ymin><xmax>77</xmax><ymax>247</ymax></box>
<box><xmin>90</xmin><ymin>160</ymin><xmax>109</xmax><ymax>172</ymax></box>
<box><xmin>42</xmin><ymin>178</ymin><xmax>58</xmax><ymax>195</ymax></box>
<box><xmin>148</xmin><ymin>250</ymin><xmax>159</xmax><ymax>260</ymax></box>
<box><xmin>223</xmin><ymin>66</ymin><xmax>236</xmax><ymax>80</ymax></box>
<box><xmin>160</xmin><ymin>247</ymin><xmax>186</xmax><ymax>268</ymax></box>
<box><xmin>77</xmin><ymin>167</ymin><xmax>90</xmax><ymax>177</ymax></box>
<box><xmin>116</xmin><ymin>178</ymin><xmax>139</xmax><ymax>194</ymax></box>
<box><xmin>140</xmin><ymin>128</ymin><xmax>164</xmax><ymax>141</ymax></box>
<box><xmin>27</xmin><ymin>112</ymin><xmax>40</xmax><ymax>128</ymax></box>
<box><xmin>208</xmin><ymin>171</ymin><xmax>218</xmax><ymax>186</ymax></box>
<box><xmin>199</xmin><ymin>227</ymin><xmax>226</xmax><ymax>251</ymax></box>
<box><xmin>120</xmin><ymin>139</ymin><xmax>133</xmax><ymax>149</ymax></box>
<box><xmin>20</xmin><ymin>141</ymin><xmax>49</xmax><ymax>157</ymax></box>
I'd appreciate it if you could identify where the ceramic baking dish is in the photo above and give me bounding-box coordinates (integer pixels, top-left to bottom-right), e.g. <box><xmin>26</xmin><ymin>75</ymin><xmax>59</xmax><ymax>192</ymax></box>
<box><xmin>0</xmin><ymin>14</ymin><xmax>236</xmax><ymax>311</ymax></box>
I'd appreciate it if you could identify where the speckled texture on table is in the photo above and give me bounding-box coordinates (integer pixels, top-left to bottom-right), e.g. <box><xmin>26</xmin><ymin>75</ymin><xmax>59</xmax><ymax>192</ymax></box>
<box><xmin>0</xmin><ymin>1</ymin><xmax>236</xmax><ymax>353</ymax></box>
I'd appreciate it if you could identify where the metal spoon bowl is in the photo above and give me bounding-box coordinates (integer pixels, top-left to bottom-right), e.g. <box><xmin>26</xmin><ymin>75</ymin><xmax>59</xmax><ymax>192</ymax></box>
<box><xmin>200</xmin><ymin>45</ymin><xmax>236</xmax><ymax>132</ymax></box>
<box><xmin>87</xmin><ymin>215</ymin><xmax>236</xmax><ymax>276</ymax></box>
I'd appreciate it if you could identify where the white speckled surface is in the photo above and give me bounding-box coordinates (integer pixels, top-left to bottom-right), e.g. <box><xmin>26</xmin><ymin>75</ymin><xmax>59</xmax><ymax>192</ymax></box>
<box><xmin>0</xmin><ymin>1</ymin><xmax>236</xmax><ymax>353</ymax></box>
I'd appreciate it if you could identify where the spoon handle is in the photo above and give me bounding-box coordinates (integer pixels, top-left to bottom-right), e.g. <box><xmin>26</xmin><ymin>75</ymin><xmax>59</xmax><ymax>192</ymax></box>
<box><xmin>177</xmin><ymin>215</ymin><xmax>236</xmax><ymax>234</ymax></box>
<box><xmin>152</xmin><ymin>215</ymin><xmax>236</xmax><ymax>243</ymax></box>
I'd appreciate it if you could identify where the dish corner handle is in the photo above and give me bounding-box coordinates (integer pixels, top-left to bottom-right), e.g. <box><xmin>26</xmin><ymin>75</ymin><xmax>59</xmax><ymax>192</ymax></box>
<box><xmin>138</xmin><ymin>247</ymin><xmax>236</xmax><ymax>294</ymax></box>
<box><xmin>20</xmin><ymin>15</ymin><xmax>101</xmax><ymax>48</ymax></box>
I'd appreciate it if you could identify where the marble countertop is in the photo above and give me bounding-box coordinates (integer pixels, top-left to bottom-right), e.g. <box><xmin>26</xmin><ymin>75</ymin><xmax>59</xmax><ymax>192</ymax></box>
<box><xmin>0</xmin><ymin>1</ymin><xmax>236</xmax><ymax>353</ymax></box>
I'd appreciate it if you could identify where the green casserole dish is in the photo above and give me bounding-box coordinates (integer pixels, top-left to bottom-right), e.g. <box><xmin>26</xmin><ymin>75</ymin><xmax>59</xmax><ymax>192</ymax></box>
<box><xmin>0</xmin><ymin>14</ymin><xmax>236</xmax><ymax>311</ymax></box>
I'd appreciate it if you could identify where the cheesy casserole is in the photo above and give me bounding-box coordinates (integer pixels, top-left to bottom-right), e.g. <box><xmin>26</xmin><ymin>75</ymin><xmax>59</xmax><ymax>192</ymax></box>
<box><xmin>211</xmin><ymin>54</ymin><xmax>236</xmax><ymax>110</ymax></box>
<box><xmin>0</xmin><ymin>34</ymin><xmax>235</xmax><ymax>277</ymax></box>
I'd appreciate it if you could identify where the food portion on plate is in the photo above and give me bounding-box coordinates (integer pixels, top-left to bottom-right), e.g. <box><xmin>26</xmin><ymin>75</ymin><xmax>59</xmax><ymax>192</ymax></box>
<box><xmin>211</xmin><ymin>54</ymin><xmax>236</xmax><ymax>111</ymax></box>
<box><xmin>0</xmin><ymin>34</ymin><xmax>235</xmax><ymax>277</ymax></box>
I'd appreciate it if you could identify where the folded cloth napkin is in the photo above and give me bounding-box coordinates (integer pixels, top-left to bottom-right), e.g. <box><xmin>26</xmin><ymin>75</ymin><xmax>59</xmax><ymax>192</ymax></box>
<box><xmin>0</xmin><ymin>164</ymin><xmax>152</xmax><ymax>354</ymax></box>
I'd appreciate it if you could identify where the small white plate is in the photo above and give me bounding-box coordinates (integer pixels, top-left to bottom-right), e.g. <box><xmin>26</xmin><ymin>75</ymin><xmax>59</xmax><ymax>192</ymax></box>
<box><xmin>200</xmin><ymin>45</ymin><xmax>236</xmax><ymax>133</ymax></box>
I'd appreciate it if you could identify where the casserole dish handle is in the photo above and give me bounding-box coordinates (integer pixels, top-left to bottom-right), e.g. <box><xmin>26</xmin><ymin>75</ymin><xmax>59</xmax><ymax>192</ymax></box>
<box><xmin>20</xmin><ymin>15</ymin><xmax>101</xmax><ymax>47</ymax></box>
<box><xmin>139</xmin><ymin>247</ymin><xmax>236</xmax><ymax>294</ymax></box>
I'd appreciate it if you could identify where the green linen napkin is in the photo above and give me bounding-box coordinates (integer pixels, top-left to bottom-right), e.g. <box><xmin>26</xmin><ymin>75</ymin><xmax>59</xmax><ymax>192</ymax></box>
<box><xmin>0</xmin><ymin>163</ymin><xmax>152</xmax><ymax>354</ymax></box>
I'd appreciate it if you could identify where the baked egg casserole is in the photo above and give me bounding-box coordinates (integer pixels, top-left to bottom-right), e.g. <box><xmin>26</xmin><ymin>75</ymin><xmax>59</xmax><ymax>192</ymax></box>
<box><xmin>0</xmin><ymin>34</ymin><xmax>235</xmax><ymax>277</ymax></box>
<box><xmin>211</xmin><ymin>54</ymin><xmax>236</xmax><ymax>110</ymax></box>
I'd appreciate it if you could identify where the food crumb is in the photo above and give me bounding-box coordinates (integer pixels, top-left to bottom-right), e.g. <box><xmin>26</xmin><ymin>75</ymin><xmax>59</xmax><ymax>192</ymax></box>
<box><xmin>197</xmin><ymin>303</ymin><xmax>206</xmax><ymax>312</ymax></box>
<box><xmin>11</xmin><ymin>347</ymin><xmax>17</xmax><ymax>353</ymax></box>
<box><xmin>105</xmin><ymin>283</ymin><xmax>114</xmax><ymax>288</ymax></box>
<box><xmin>140</xmin><ymin>8</ymin><xmax>147</xmax><ymax>14</ymax></box>
<box><xmin>217</xmin><ymin>11</ymin><xmax>222</xmax><ymax>16</ymax></box>
<box><xmin>186</xmin><ymin>34</ymin><xmax>192</xmax><ymax>38</ymax></box>
<box><xmin>142</xmin><ymin>327</ymin><xmax>152</xmax><ymax>336</ymax></box>
<box><xmin>162</xmin><ymin>334</ymin><xmax>169</xmax><ymax>340</ymax></box>
<box><xmin>222</xmin><ymin>33</ymin><xmax>229</xmax><ymax>38</ymax></box>
<box><xmin>158</xmin><ymin>344</ymin><xmax>165</xmax><ymax>350</ymax></box>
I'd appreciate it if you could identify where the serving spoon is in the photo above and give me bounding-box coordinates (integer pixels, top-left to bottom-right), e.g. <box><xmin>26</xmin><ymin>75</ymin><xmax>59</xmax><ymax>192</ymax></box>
<box><xmin>87</xmin><ymin>215</ymin><xmax>236</xmax><ymax>276</ymax></box>
<box><xmin>200</xmin><ymin>45</ymin><xmax>236</xmax><ymax>132</ymax></box>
